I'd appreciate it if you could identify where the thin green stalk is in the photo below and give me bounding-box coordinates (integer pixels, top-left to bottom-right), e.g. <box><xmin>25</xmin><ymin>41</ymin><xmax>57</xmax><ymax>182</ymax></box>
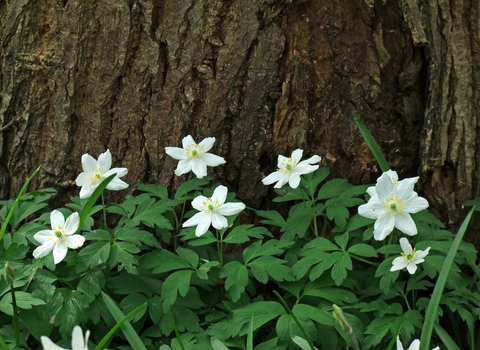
<box><xmin>349</xmin><ymin>253</ymin><xmax>379</xmax><ymax>266</ymax></box>
<box><xmin>10</xmin><ymin>285</ymin><xmax>20</xmax><ymax>348</ymax></box>
<box><xmin>179</xmin><ymin>172</ymin><xmax>192</xmax><ymax>227</ymax></box>
<box><xmin>355</xmin><ymin>119</ymin><xmax>390</xmax><ymax>172</ymax></box>
<box><xmin>321</xmin><ymin>214</ymin><xmax>328</xmax><ymax>237</ymax></box>
<box><xmin>401</xmin><ymin>291</ymin><xmax>411</xmax><ymax>311</ymax></box>
<box><xmin>170</xmin><ymin>313</ymin><xmax>186</xmax><ymax>350</ymax></box>
<box><xmin>22</xmin><ymin>258</ymin><xmax>42</xmax><ymax>292</ymax></box>
<box><xmin>0</xmin><ymin>165</ymin><xmax>42</xmax><ymax>242</ymax></box>
<box><xmin>216</xmin><ymin>230</ymin><xmax>223</xmax><ymax>268</ymax></box>
<box><xmin>101</xmin><ymin>192</ymin><xmax>107</xmax><ymax>228</ymax></box>
<box><xmin>273</xmin><ymin>291</ymin><xmax>315</xmax><ymax>350</ymax></box>
<box><xmin>312</xmin><ymin>215</ymin><xmax>318</xmax><ymax>237</ymax></box>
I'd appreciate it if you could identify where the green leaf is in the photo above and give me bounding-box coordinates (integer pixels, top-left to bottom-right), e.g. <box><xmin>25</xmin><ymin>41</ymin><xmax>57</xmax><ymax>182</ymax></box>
<box><xmin>248</xmin><ymin>256</ymin><xmax>295</xmax><ymax>283</ymax></box>
<box><xmin>176</xmin><ymin>247</ymin><xmax>199</xmax><ymax>268</ymax></box>
<box><xmin>136</xmin><ymin>183</ymin><xmax>169</xmax><ymax>199</ymax></box>
<box><xmin>174</xmin><ymin>177</ymin><xmax>211</xmax><ymax>200</ymax></box>
<box><xmin>433</xmin><ymin>323</ymin><xmax>461</xmax><ymax>350</ymax></box>
<box><xmin>224</xmin><ymin>225</ymin><xmax>271</xmax><ymax>243</ymax></box>
<box><xmin>331</xmin><ymin>252</ymin><xmax>352</xmax><ymax>286</ymax></box>
<box><xmin>77</xmin><ymin>241</ymin><xmax>111</xmax><ymax>271</ymax></box>
<box><xmin>230</xmin><ymin>301</ymin><xmax>286</xmax><ymax>337</ymax></box>
<box><xmin>211</xmin><ymin>338</ymin><xmax>229</xmax><ymax>350</ymax></box>
<box><xmin>292</xmin><ymin>303</ymin><xmax>333</xmax><ymax>327</ymax></box>
<box><xmin>255</xmin><ymin>210</ymin><xmax>286</xmax><ymax>227</ymax></box>
<box><xmin>220</xmin><ymin>261</ymin><xmax>248</xmax><ymax>303</ymax></box>
<box><xmin>243</xmin><ymin>240</ymin><xmax>293</xmax><ymax>264</ymax></box>
<box><xmin>162</xmin><ymin>270</ymin><xmax>193</xmax><ymax>308</ymax></box>
<box><xmin>317</xmin><ymin>179</ymin><xmax>350</xmax><ymax>200</ymax></box>
<box><xmin>292</xmin><ymin>335</ymin><xmax>319</xmax><ymax>350</ymax></box>
<box><xmin>303</xmin><ymin>286</ymin><xmax>358</xmax><ymax>305</ymax></box>
<box><xmin>273</xmin><ymin>186</ymin><xmax>306</xmax><ymax>202</ymax></box>
<box><xmin>309</xmin><ymin>251</ymin><xmax>344</xmax><ymax>281</ymax></box>
<box><xmin>141</xmin><ymin>249</ymin><xmax>191</xmax><ymax>273</ymax></box>
<box><xmin>348</xmin><ymin>244</ymin><xmax>378</xmax><ymax>258</ymax></box>
<box><xmin>420</xmin><ymin>207</ymin><xmax>475</xmax><ymax>350</ymax></box>
<box><xmin>281</xmin><ymin>205</ymin><xmax>319</xmax><ymax>239</ymax></box>
<box><xmin>114</xmin><ymin>227</ymin><xmax>161</xmax><ymax>248</ymax></box>
<box><xmin>355</xmin><ymin>118</ymin><xmax>390</xmax><ymax>172</ymax></box>
<box><xmin>101</xmin><ymin>292</ymin><xmax>148</xmax><ymax>350</ymax></box>
<box><xmin>0</xmin><ymin>291</ymin><xmax>46</xmax><ymax>315</ymax></box>
<box><xmin>55</xmin><ymin>290</ymin><xmax>89</xmax><ymax>337</ymax></box>
<box><xmin>302</xmin><ymin>167</ymin><xmax>330</xmax><ymax>197</ymax></box>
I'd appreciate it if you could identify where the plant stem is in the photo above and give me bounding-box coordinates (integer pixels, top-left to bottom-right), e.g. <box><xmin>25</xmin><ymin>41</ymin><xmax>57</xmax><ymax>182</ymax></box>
<box><xmin>10</xmin><ymin>285</ymin><xmax>20</xmax><ymax>348</ymax></box>
<box><xmin>179</xmin><ymin>172</ymin><xmax>192</xmax><ymax>227</ymax></box>
<box><xmin>321</xmin><ymin>215</ymin><xmax>328</xmax><ymax>237</ymax></box>
<box><xmin>101</xmin><ymin>192</ymin><xmax>107</xmax><ymax>228</ymax></box>
<box><xmin>216</xmin><ymin>230</ymin><xmax>224</xmax><ymax>268</ymax></box>
<box><xmin>273</xmin><ymin>291</ymin><xmax>316</xmax><ymax>350</ymax></box>
<box><xmin>349</xmin><ymin>253</ymin><xmax>379</xmax><ymax>266</ymax></box>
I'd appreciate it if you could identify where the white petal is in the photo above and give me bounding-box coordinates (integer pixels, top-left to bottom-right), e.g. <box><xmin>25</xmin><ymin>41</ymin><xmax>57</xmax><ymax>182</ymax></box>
<box><xmin>290</xmin><ymin>149</ymin><xmax>304</xmax><ymax>164</ymax></box>
<box><xmin>106</xmin><ymin>178</ymin><xmax>129</xmax><ymax>191</ymax></box>
<box><xmin>64</xmin><ymin>213</ymin><xmax>80</xmax><ymax>235</ymax></box>
<box><xmin>399</xmin><ymin>237</ymin><xmax>411</xmax><ymax>253</ymax></box>
<box><xmin>191</xmin><ymin>159</ymin><xmax>208</xmax><ymax>178</ymax></box>
<box><xmin>390</xmin><ymin>257</ymin><xmax>408</xmax><ymax>271</ymax></box>
<box><xmin>105</xmin><ymin>167</ymin><xmax>128</xmax><ymax>178</ymax></box>
<box><xmin>406</xmin><ymin>262</ymin><xmax>418</xmax><ymax>274</ymax></box>
<box><xmin>81</xmin><ymin>154</ymin><xmax>98</xmax><ymax>173</ymax></box>
<box><xmin>262</xmin><ymin>171</ymin><xmax>284</xmax><ymax>185</ymax></box>
<box><xmin>366</xmin><ymin>186</ymin><xmax>377</xmax><ymax>197</ymax></box>
<box><xmin>201</xmin><ymin>153</ymin><xmax>226</xmax><ymax>167</ymax></box>
<box><xmin>97</xmin><ymin>149</ymin><xmax>112</xmax><ymax>171</ymax></box>
<box><xmin>33</xmin><ymin>242</ymin><xmax>55</xmax><ymax>259</ymax></box>
<box><xmin>65</xmin><ymin>235</ymin><xmax>86</xmax><ymax>249</ymax></box>
<box><xmin>41</xmin><ymin>336</ymin><xmax>68</xmax><ymax>350</ymax></box>
<box><xmin>217</xmin><ymin>202</ymin><xmax>245</xmax><ymax>216</ymax></box>
<box><xmin>53</xmin><ymin>242</ymin><xmax>69</xmax><ymax>264</ymax></box>
<box><xmin>274</xmin><ymin>174</ymin><xmax>290</xmax><ymax>188</ymax></box>
<box><xmin>175</xmin><ymin>159</ymin><xmax>193</xmax><ymax>176</ymax></box>
<box><xmin>75</xmin><ymin>172</ymin><xmax>91</xmax><ymax>187</ymax></box>
<box><xmin>50</xmin><ymin>210</ymin><xmax>65</xmax><ymax>228</ymax></box>
<box><xmin>302</xmin><ymin>155</ymin><xmax>321</xmax><ymax>164</ymax></box>
<box><xmin>376</xmin><ymin>172</ymin><xmax>396</xmax><ymax>199</ymax></box>
<box><xmin>182</xmin><ymin>135</ymin><xmax>196</xmax><ymax>149</ymax></box>
<box><xmin>293</xmin><ymin>164</ymin><xmax>318</xmax><ymax>176</ymax></box>
<box><xmin>385</xmin><ymin>170</ymin><xmax>399</xmax><ymax>183</ymax></box>
<box><xmin>191</xmin><ymin>195</ymin><xmax>208</xmax><ymax>210</ymax></box>
<box><xmin>198</xmin><ymin>137</ymin><xmax>215</xmax><ymax>153</ymax></box>
<box><xmin>373</xmin><ymin>213</ymin><xmax>395</xmax><ymax>240</ymax></box>
<box><xmin>165</xmin><ymin>147</ymin><xmax>188</xmax><ymax>160</ymax></box>
<box><xmin>34</xmin><ymin>230</ymin><xmax>54</xmax><ymax>244</ymax></box>
<box><xmin>409</xmin><ymin>340</ymin><xmax>420</xmax><ymax>350</ymax></box>
<box><xmin>395</xmin><ymin>213</ymin><xmax>417</xmax><ymax>236</ymax></box>
<box><xmin>195</xmin><ymin>216</ymin><xmax>212</xmax><ymax>237</ymax></box>
<box><xmin>288</xmin><ymin>173</ymin><xmax>302</xmax><ymax>189</ymax></box>
<box><xmin>396</xmin><ymin>336</ymin><xmax>404</xmax><ymax>350</ymax></box>
<box><xmin>79</xmin><ymin>184</ymin><xmax>97</xmax><ymax>199</ymax></box>
<box><xmin>358</xmin><ymin>196</ymin><xmax>383</xmax><ymax>219</ymax></box>
<box><xmin>183</xmin><ymin>212</ymin><xmax>208</xmax><ymax>227</ymax></box>
<box><xmin>211</xmin><ymin>213</ymin><xmax>228</xmax><ymax>229</ymax></box>
<box><xmin>395</xmin><ymin>176</ymin><xmax>418</xmax><ymax>198</ymax></box>
<box><xmin>212</xmin><ymin>185</ymin><xmax>228</xmax><ymax>205</ymax></box>
<box><xmin>71</xmin><ymin>326</ymin><xmax>88</xmax><ymax>350</ymax></box>
<box><xmin>414</xmin><ymin>247</ymin><xmax>430</xmax><ymax>260</ymax></box>
<box><xmin>276</xmin><ymin>155</ymin><xmax>288</xmax><ymax>168</ymax></box>
<box><xmin>402</xmin><ymin>194</ymin><xmax>429</xmax><ymax>213</ymax></box>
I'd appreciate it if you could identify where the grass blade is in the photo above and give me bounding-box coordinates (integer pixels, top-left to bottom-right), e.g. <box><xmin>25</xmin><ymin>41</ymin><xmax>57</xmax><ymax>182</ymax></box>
<box><xmin>101</xmin><ymin>292</ymin><xmax>147</xmax><ymax>350</ymax></box>
<box><xmin>355</xmin><ymin>119</ymin><xmax>390</xmax><ymax>172</ymax></box>
<box><xmin>433</xmin><ymin>323</ymin><xmax>461</xmax><ymax>350</ymax></box>
<box><xmin>0</xmin><ymin>164</ymin><xmax>42</xmax><ymax>242</ymax></box>
<box><xmin>419</xmin><ymin>207</ymin><xmax>475</xmax><ymax>350</ymax></box>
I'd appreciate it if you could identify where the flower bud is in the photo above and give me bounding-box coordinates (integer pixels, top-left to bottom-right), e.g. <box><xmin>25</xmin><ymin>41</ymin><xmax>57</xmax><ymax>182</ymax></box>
<box><xmin>4</xmin><ymin>261</ymin><xmax>14</xmax><ymax>286</ymax></box>
<box><xmin>333</xmin><ymin>304</ymin><xmax>359</xmax><ymax>350</ymax></box>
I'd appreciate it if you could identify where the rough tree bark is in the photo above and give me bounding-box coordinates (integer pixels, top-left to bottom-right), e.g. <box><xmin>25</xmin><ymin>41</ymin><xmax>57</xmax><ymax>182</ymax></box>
<box><xmin>0</xmin><ymin>0</ymin><xmax>478</xmax><ymax>243</ymax></box>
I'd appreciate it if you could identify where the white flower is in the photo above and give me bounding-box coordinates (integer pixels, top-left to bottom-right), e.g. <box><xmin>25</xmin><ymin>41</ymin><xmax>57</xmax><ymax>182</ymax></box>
<box><xmin>396</xmin><ymin>336</ymin><xmax>439</xmax><ymax>350</ymax></box>
<box><xmin>41</xmin><ymin>325</ymin><xmax>90</xmax><ymax>350</ymax></box>
<box><xmin>262</xmin><ymin>149</ymin><xmax>321</xmax><ymax>189</ymax></box>
<box><xmin>391</xmin><ymin>238</ymin><xmax>430</xmax><ymax>274</ymax></box>
<box><xmin>183</xmin><ymin>185</ymin><xmax>245</xmax><ymax>236</ymax></box>
<box><xmin>165</xmin><ymin>135</ymin><xmax>226</xmax><ymax>178</ymax></box>
<box><xmin>33</xmin><ymin>210</ymin><xmax>85</xmax><ymax>264</ymax></box>
<box><xmin>358</xmin><ymin>170</ymin><xmax>429</xmax><ymax>241</ymax></box>
<box><xmin>75</xmin><ymin>149</ymin><xmax>128</xmax><ymax>199</ymax></box>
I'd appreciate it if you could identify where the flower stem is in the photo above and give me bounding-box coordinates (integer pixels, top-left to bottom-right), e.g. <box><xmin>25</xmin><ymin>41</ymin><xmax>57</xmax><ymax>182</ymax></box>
<box><xmin>10</xmin><ymin>285</ymin><xmax>20</xmax><ymax>348</ymax></box>
<box><xmin>216</xmin><ymin>230</ymin><xmax>224</xmax><ymax>268</ymax></box>
<box><xmin>349</xmin><ymin>253</ymin><xmax>379</xmax><ymax>266</ymax></box>
<box><xmin>273</xmin><ymin>291</ymin><xmax>316</xmax><ymax>350</ymax></box>
<box><xmin>101</xmin><ymin>192</ymin><xmax>107</xmax><ymax>228</ymax></box>
<box><xmin>321</xmin><ymin>214</ymin><xmax>328</xmax><ymax>237</ymax></box>
<box><xmin>179</xmin><ymin>173</ymin><xmax>192</xmax><ymax>227</ymax></box>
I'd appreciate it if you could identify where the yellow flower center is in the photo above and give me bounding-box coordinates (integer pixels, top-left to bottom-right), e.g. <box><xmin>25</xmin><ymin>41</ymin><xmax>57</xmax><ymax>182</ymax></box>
<box><xmin>50</xmin><ymin>225</ymin><xmax>66</xmax><ymax>243</ymax></box>
<box><xmin>89</xmin><ymin>167</ymin><xmax>105</xmax><ymax>183</ymax></box>
<box><xmin>278</xmin><ymin>157</ymin><xmax>297</xmax><ymax>173</ymax></box>
<box><xmin>186</xmin><ymin>144</ymin><xmax>205</xmax><ymax>159</ymax></box>
<box><xmin>199</xmin><ymin>198</ymin><xmax>220</xmax><ymax>213</ymax></box>
<box><xmin>383</xmin><ymin>196</ymin><xmax>403</xmax><ymax>215</ymax></box>
<box><xmin>401</xmin><ymin>247</ymin><xmax>417</xmax><ymax>262</ymax></box>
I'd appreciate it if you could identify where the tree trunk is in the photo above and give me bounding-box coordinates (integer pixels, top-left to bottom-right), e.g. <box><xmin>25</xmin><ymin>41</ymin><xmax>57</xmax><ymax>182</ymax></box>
<box><xmin>0</xmin><ymin>0</ymin><xmax>478</xmax><ymax>242</ymax></box>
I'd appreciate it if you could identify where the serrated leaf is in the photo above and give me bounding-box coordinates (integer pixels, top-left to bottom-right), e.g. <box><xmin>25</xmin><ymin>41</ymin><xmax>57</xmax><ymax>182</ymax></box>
<box><xmin>348</xmin><ymin>244</ymin><xmax>378</xmax><ymax>258</ymax></box>
<box><xmin>302</xmin><ymin>167</ymin><xmax>330</xmax><ymax>197</ymax></box>
<box><xmin>317</xmin><ymin>179</ymin><xmax>351</xmax><ymax>200</ymax></box>
<box><xmin>243</xmin><ymin>240</ymin><xmax>293</xmax><ymax>263</ymax></box>
<box><xmin>331</xmin><ymin>252</ymin><xmax>352</xmax><ymax>285</ymax></box>
<box><xmin>0</xmin><ymin>291</ymin><xmax>46</xmax><ymax>315</ymax></box>
<box><xmin>141</xmin><ymin>250</ymin><xmax>191</xmax><ymax>273</ymax></box>
<box><xmin>174</xmin><ymin>177</ymin><xmax>211</xmax><ymax>200</ymax></box>
<box><xmin>162</xmin><ymin>270</ymin><xmax>193</xmax><ymax>308</ymax></box>
<box><xmin>114</xmin><ymin>227</ymin><xmax>161</xmax><ymax>248</ymax></box>
<box><xmin>224</xmin><ymin>225</ymin><xmax>271</xmax><ymax>243</ymax></box>
<box><xmin>219</xmin><ymin>261</ymin><xmax>248</xmax><ymax>303</ymax></box>
<box><xmin>255</xmin><ymin>210</ymin><xmax>286</xmax><ymax>227</ymax></box>
<box><xmin>248</xmin><ymin>256</ymin><xmax>295</xmax><ymax>283</ymax></box>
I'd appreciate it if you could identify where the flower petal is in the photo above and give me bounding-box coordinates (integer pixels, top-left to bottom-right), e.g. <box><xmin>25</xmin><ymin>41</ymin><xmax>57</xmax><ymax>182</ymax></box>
<box><xmin>97</xmin><ymin>149</ymin><xmax>112</xmax><ymax>171</ymax></box>
<box><xmin>217</xmin><ymin>202</ymin><xmax>245</xmax><ymax>216</ymax></box>
<box><xmin>390</xmin><ymin>257</ymin><xmax>408</xmax><ymax>271</ymax></box>
<box><xmin>373</xmin><ymin>213</ymin><xmax>395</xmax><ymax>240</ymax></box>
<box><xmin>64</xmin><ymin>213</ymin><xmax>80</xmax><ymax>235</ymax></box>
<box><xmin>191</xmin><ymin>195</ymin><xmax>208</xmax><ymax>210</ymax></box>
<box><xmin>394</xmin><ymin>213</ymin><xmax>417</xmax><ymax>236</ymax></box>
<box><xmin>182</xmin><ymin>135</ymin><xmax>196</xmax><ymax>149</ymax></box>
<box><xmin>79</xmin><ymin>184</ymin><xmax>97</xmax><ymax>199</ymax></box>
<box><xmin>71</xmin><ymin>326</ymin><xmax>89</xmax><ymax>350</ymax></box>
<box><xmin>65</xmin><ymin>235</ymin><xmax>86</xmax><ymax>249</ymax></box>
<box><xmin>395</xmin><ymin>176</ymin><xmax>419</xmax><ymax>199</ymax></box>
<box><xmin>385</xmin><ymin>170</ymin><xmax>399</xmax><ymax>184</ymax></box>
<box><xmin>288</xmin><ymin>173</ymin><xmax>302</xmax><ymax>189</ymax></box>
<box><xmin>409</xmin><ymin>339</ymin><xmax>420</xmax><ymax>350</ymax></box>
<box><xmin>262</xmin><ymin>171</ymin><xmax>284</xmax><ymax>185</ymax></box>
<box><xmin>212</xmin><ymin>185</ymin><xmax>228</xmax><ymax>205</ymax></box>
<box><xmin>75</xmin><ymin>171</ymin><xmax>91</xmax><ymax>187</ymax></box>
<box><xmin>198</xmin><ymin>137</ymin><xmax>215</xmax><ymax>153</ymax></box>
<box><xmin>191</xmin><ymin>159</ymin><xmax>208</xmax><ymax>178</ymax></box>
<box><xmin>175</xmin><ymin>159</ymin><xmax>193</xmax><ymax>176</ymax></box>
<box><xmin>211</xmin><ymin>213</ymin><xmax>228</xmax><ymax>229</ymax></box>
<box><xmin>53</xmin><ymin>242</ymin><xmax>69</xmax><ymax>264</ymax></box>
<box><xmin>34</xmin><ymin>230</ymin><xmax>54</xmax><ymax>244</ymax></box>
<box><xmin>376</xmin><ymin>172</ymin><xmax>396</xmax><ymax>199</ymax></box>
<box><xmin>50</xmin><ymin>210</ymin><xmax>65</xmax><ymax>228</ymax></box>
<box><xmin>201</xmin><ymin>153</ymin><xmax>225</xmax><ymax>167</ymax></box>
<box><xmin>81</xmin><ymin>154</ymin><xmax>98</xmax><ymax>173</ymax></box>
<box><xmin>106</xmin><ymin>178</ymin><xmax>129</xmax><ymax>191</ymax></box>
<box><xmin>41</xmin><ymin>336</ymin><xmax>68</xmax><ymax>350</ymax></box>
<box><xmin>415</xmin><ymin>247</ymin><xmax>430</xmax><ymax>260</ymax></box>
<box><xmin>274</xmin><ymin>174</ymin><xmax>290</xmax><ymax>188</ymax></box>
<box><xmin>293</xmin><ymin>164</ymin><xmax>319</xmax><ymax>177</ymax></box>
<box><xmin>33</xmin><ymin>242</ymin><xmax>55</xmax><ymax>259</ymax></box>
<box><xmin>105</xmin><ymin>167</ymin><xmax>128</xmax><ymax>178</ymax></box>
<box><xmin>290</xmin><ymin>149</ymin><xmax>304</xmax><ymax>164</ymax></box>
<box><xmin>358</xmin><ymin>196</ymin><xmax>384</xmax><ymax>219</ymax></box>
<box><xmin>396</xmin><ymin>336</ymin><xmax>404</xmax><ymax>350</ymax></box>
<box><xmin>165</xmin><ymin>147</ymin><xmax>188</xmax><ymax>160</ymax></box>
<box><xmin>195</xmin><ymin>216</ymin><xmax>211</xmax><ymax>236</ymax></box>
<box><xmin>402</xmin><ymin>194</ymin><xmax>429</xmax><ymax>213</ymax></box>
<box><xmin>399</xmin><ymin>237</ymin><xmax>411</xmax><ymax>252</ymax></box>
<box><xmin>276</xmin><ymin>155</ymin><xmax>288</xmax><ymax>168</ymax></box>
<box><xmin>183</xmin><ymin>212</ymin><xmax>207</xmax><ymax>227</ymax></box>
